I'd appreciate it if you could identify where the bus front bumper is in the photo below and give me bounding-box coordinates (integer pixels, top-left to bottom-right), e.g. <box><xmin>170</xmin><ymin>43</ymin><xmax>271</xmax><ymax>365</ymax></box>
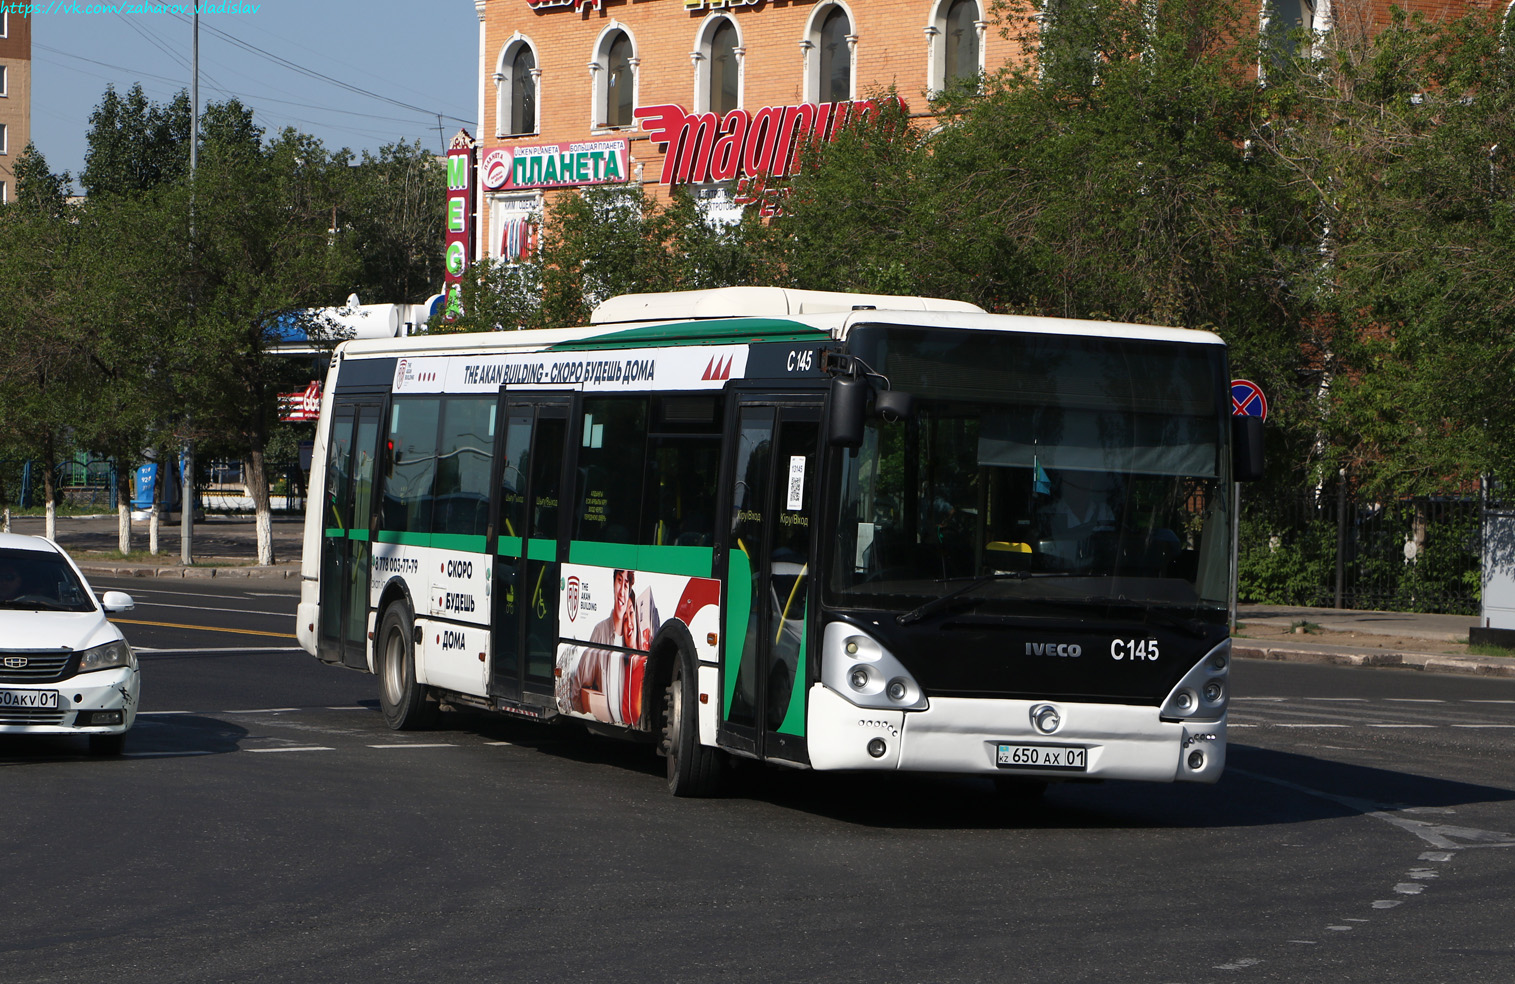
<box><xmin>806</xmin><ymin>685</ymin><xmax>1225</xmax><ymax>783</ymax></box>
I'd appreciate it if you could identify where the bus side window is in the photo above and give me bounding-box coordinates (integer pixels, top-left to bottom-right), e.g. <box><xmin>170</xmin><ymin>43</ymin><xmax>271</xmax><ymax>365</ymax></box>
<box><xmin>434</xmin><ymin>395</ymin><xmax>495</xmax><ymax>537</ymax></box>
<box><xmin>575</xmin><ymin>396</ymin><xmax>649</xmax><ymax>543</ymax></box>
<box><xmin>642</xmin><ymin>436</ymin><xmax>720</xmax><ymax>547</ymax></box>
<box><xmin>384</xmin><ymin>397</ymin><xmax>441</xmax><ymax>535</ymax></box>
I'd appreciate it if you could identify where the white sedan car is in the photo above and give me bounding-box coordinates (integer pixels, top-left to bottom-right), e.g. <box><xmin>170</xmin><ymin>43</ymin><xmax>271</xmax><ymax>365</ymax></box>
<box><xmin>0</xmin><ymin>533</ymin><xmax>138</xmax><ymax>755</ymax></box>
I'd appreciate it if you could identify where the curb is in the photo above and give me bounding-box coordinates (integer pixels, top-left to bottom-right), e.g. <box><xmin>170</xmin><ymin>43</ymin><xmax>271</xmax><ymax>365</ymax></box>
<box><xmin>1235</xmin><ymin>644</ymin><xmax>1515</xmax><ymax>678</ymax></box>
<box><xmin>79</xmin><ymin>565</ymin><xmax>299</xmax><ymax>580</ymax></box>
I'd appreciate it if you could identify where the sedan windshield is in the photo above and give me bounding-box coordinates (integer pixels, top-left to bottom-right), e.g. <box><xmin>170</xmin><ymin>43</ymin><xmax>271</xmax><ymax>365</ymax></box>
<box><xmin>826</xmin><ymin>324</ymin><xmax>1233</xmax><ymax>616</ymax></box>
<box><xmin>0</xmin><ymin>548</ymin><xmax>96</xmax><ymax>612</ymax></box>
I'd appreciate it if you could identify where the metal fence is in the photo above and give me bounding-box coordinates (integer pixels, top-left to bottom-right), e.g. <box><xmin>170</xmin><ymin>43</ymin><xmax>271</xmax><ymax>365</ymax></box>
<box><xmin>0</xmin><ymin>456</ymin><xmax>308</xmax><ymax>515</ymax></box>
<box><xmin>1239</xmin><ymin>490</ymin><xmax>1482</xmax><ymax>615</ymax></box>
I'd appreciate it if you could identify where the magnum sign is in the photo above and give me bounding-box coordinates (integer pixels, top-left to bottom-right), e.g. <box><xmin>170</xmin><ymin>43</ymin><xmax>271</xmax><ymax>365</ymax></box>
<box><xmin>634</xmin><ymin>98</ymin><xmax>903</xmax><ymax>186</ymax></box>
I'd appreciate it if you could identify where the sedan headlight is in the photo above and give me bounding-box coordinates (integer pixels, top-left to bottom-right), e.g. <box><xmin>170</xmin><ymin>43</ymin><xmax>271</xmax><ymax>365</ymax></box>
<box><xmin>78</xmin><ymin>639</ymin><xmax>136</xmax><ymax>673</ymax></box>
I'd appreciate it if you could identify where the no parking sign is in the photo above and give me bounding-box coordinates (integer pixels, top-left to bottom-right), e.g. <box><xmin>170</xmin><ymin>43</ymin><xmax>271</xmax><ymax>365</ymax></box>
<box><xmin>1231</xmin><ymin>379</ymin><xmax>1268</xmax><ymax>420</ymax></box>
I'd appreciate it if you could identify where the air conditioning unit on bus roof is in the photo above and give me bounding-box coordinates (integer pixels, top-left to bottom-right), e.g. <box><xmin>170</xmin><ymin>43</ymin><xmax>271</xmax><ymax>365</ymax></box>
<box><xmin>589</xmin><ymin>286</ymin><xmax>985</xmax><ymax>324</ymax></box>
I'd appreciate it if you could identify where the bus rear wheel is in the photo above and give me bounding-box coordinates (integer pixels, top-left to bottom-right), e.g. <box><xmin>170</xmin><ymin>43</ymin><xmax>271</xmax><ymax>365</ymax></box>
<box><xmin>378</xmin><ymin>603</ymin><xmax>439</xmax><ymax>731</ymax></box>
<box><xmin>663</xmin><ymin>653</ymin><xmax>724</xmax><ymax>798</ymax></box>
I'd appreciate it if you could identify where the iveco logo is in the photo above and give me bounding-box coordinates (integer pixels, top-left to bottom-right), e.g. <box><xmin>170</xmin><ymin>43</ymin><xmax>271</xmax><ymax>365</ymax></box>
<box><xmin>3</xmin><ymin>657</ymin><xmax>27</xmax><ymax>669</ymax></box>
<box><xmin>1025</xmin><ymin>642</ymin><xmax>1082</xmax><ymax>658</ymax></box>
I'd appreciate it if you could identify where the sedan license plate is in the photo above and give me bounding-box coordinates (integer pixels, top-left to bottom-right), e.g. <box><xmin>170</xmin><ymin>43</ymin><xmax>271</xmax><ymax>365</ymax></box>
<box><xmin>996</xmin><ymin>743</ymin><xmax>1087</xmax><ymax>771</ymax></box>
<box><xmin>0</xmin><ymin>689</ymin><xmax>59</xmax><ymax>709</ymax></box>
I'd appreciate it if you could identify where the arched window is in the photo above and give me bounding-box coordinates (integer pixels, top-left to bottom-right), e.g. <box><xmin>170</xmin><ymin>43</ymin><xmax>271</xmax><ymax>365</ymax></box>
<box><xmin>819</xmin><ymin>8</ymin><xmax>852</xmax><ymax>104</ymax></box>
<box><xmin>943</xmin><ymin>0</ymin><xmax>980</xmax><ymax>86</ymax></box>
<box><xmin>495</xmin><ymin>38</ymin><xmax>539</xmax><ymax>138</ymax></box>
<box><xmin>510</xmin><ymin>47</ymin><xmax>536</xmax><ymax>136</ymax></box>
<box><xmin>709</xmin><ymin>19</ymin><xmax>740</xmax><ymax>116</ymax></box>
<box><xmin>606</xmin><ymin>31</ymin><xmax>634</xmax><ymax>128</ymax></box>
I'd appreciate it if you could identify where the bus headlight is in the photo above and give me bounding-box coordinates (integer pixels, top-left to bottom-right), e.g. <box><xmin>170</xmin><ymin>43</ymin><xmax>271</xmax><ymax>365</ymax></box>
<box><xmin>823</xmin><ymin>623</ymin><xmax>927</xmax><ymax>711</ymax></box>
<box><xmin>1160</xmin><ymin>641</ymin><xmax>1230</xmax><ymax>723</ymax></box>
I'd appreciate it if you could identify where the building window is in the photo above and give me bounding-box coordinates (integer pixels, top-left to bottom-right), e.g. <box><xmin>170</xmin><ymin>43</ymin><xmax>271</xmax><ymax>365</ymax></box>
<box><xmin>1</xmin><ymin>12</ymin><xmax>8</xmax><ymax>38</ymax></box>
<box><xmin>495</xmin><ymin>38</ymin><xmax>539</xmax><ymax>138</ymax></box>
<box><xmin>1264</xmin><ymin>0</ymin><xmax>1326</xmax><ymax>59</ymax></box>
<box><xmin>818</xmin><ymin>7</ymin><xmax>853</xmax><ymax>104</ymax></box>
<box><xmin>943</xmin><ymin>0</ymin><xmax>980</xmax><ymax>87</ymax></box>
<box><xmin>707</xmin><ymin>18</ymin><xmax>740</xmax><ymax>115</ymax></box>
<box><xmin>0</xmin><ymin>64</ymin><xmax>7</xmax><ymax>97</ymax></box>
<box><xmin>0</xmin><ymin>123</ymin><xmax>7</xmax><ymax>156</ymax></box>
<box><xmin>600</xmin><ymin>30</ymin><xmax>636</xmax><ymax>129</ymax></box>
<box><xmin>0</xmin><ymin>181</ymin><xmax>7</xmax><ymax>205</ymax></box>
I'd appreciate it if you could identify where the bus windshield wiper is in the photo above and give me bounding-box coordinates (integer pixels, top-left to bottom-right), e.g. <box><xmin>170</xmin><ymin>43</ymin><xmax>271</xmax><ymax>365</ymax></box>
<box><xmin>896</xmin><ymin>572</ymin><xmax>1071</xmax><ymax>626</ymax></box>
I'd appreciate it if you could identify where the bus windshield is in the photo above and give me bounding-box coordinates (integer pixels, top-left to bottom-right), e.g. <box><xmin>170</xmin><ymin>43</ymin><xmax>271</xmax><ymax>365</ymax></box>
<box><xmin>826</xmin><ymin>324</ymin><xmax>1233</xmax><ymax>616</ymax></box>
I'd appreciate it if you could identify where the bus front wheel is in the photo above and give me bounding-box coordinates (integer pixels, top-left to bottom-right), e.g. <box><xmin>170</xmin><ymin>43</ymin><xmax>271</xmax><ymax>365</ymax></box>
<box><xmin>378</xmin><ymin>603</ymin><xmax>439</xmax><ymax>731</ymax></box>
<box><xmin>663</xmin><ymin>652</ymin><xmax>724</xmax><ymax>798</ymax></box>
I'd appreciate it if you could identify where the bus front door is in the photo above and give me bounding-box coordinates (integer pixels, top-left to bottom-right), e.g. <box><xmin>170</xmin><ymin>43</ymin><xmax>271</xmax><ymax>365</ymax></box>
<box><xmin>318</xmin><ymin>400</ymin><xmax>383</xmax><ymax>669</ymax></box>
<box><xmin>490</xmin><ymin>398</ymin><xmax>568</xmax><ymax>707</ymax></box>
<box><xmin>721</xmin><ymin>399</ymin><xmax>821</xmax><ymax>764</ymax></box>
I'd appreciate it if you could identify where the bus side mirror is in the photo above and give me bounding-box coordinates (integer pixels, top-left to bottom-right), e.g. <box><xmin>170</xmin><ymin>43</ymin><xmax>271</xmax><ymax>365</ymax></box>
<box><xmin>1232</xmin><ymin>415</ymin><xmax>1265</xmax><ymax>482</ymax></box>
<box><xmin>875</xmin><ymin>389</ymin><xmax>914</xmax><ymax>423</ymax></box>
<box><xmin>829</xmin><ymin>375</ymin><xmax>867</xmax><ymax>448</ymax></box>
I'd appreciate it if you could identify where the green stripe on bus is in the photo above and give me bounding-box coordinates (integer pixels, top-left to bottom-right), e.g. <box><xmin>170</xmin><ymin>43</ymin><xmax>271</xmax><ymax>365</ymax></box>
<box><xmin>777</xmin><ymin>603</ymin><xmax>807</xmax><ymax>737</ymax></box>
<box><xmin>723</xmin><ymin>551</ymin><xmax>753</xmax><ymax>719</ymax></box>
<box><xmin>567</xmin><ymin>542</ymin><xmax>715</xmax><ymax>577</ymax></box>
<box><xmin>496</xmin><ymin>535</ymin><xmax>523</xmax><ymax>558</ymax></box>
<box><xmin>431</xmin><ymin>533</ymin><xmax>488</xmax><ymax>553</ymax></box>
<box><xmin>373</xmin><ymin>531</ymin><xmax>431</xmax><ymax>547</ymax></box>
<box><xmin>526</xmin><ymin>538</ymin><xmax>556</xmax><ymax>562</ymax></box>
<box><xmin>548</xmin><ymin>319</ymin><xmax>827</xmax><ymax>350</ymax></box>
<box><xmin>324</xmin><ymin>528</ymin><xmax>371</xmax><ymax>542</ymax></box>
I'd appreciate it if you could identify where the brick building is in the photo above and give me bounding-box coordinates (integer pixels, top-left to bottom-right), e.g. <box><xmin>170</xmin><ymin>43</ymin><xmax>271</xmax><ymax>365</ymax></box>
<box><xmin>460</xmin><ymin>0</ymin><xmax>1499</xmax><ymax>269</ymax></box>
<box><xmin>0</xmin><ymin>10</ymin><xmax>32</xmax><ymax>205</ymax></box>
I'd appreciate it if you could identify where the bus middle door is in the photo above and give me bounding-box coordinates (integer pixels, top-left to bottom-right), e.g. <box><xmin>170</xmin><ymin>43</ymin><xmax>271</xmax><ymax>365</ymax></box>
<box><xmin>317</xmin><ymin>399</ymin><xmax>383</xmax><ymax>670</ymax></box>
<box><xmin>489</xmin><ymin>396</ymin><xmax>569</xmax><ymax>707</ymax></box>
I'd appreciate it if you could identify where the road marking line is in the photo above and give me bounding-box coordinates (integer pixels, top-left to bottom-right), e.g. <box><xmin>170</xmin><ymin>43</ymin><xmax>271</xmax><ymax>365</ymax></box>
<box><xmin>223</xmin><ymin>708</ymin><xmax>299</xmax><ymax>714</ymax></box>
<box><xmin>1451</xmin><ymin>724</ymin><xmax>1515</xmax><ymax>728</ymax></box>
<box><xmin>1275</xmin><ymin>723</ymin><xmax>1348</xmax><ymax>728</ymax></box>
<box><xmin>325</xmin><ymin>706</ymin><xmax>372</xmax><ymax>711</ymax></box>
<box><xmin>1369</xmin><ymin>724</ymin><xmax>1435</xmax><ymax>728</ymax></box>
<box><xmin>122</xmin><ymin>750</ymin><xmax>214</xmax><ymax>757</ymax></box>
<box><xmin>367</xmin><ymin>743</ymin><xmax>456</xmax><ymax>748</ymax></box>
<box><xmin>246</xmin><ymin>746</ymin><xmax>335</xmax><ymax>753</ymax></box>
<box><xmin>1232</xmin><ymin>697</ymin><xmax>1287</xmax><ymax>701</ymax></box>
<box><xmin>1304</xmin><ymin>697</ymin><xmax>1368</xmax><ymax>701</ymax></box>
<box><xmin>138</xmin><ymin>710</ymin><xmax>194</xmax><ymax>715</ymax></box>
<box><xmin>1466</xmin><ymin>700</ymin><xmax>1515</xmax><ymax>704</ymax></box>
<box><xmin>1385</xmin><ymin>698</ymin><xmax>1445</xmax><ymax>703</ymax></box>
<box><xmin>484</xmin><ymin>741</ymin><xmax>515</xmax><ymax>746</ymax></box>
<box><xmin>1372</xmin><ymin>901</ymin><xmax>1403</xmax><ymax>909</ymax></box>
<box><xmin>112</xmin><ymin>617</ymin><xmax>297</xmax><ymax>639</ymax></box>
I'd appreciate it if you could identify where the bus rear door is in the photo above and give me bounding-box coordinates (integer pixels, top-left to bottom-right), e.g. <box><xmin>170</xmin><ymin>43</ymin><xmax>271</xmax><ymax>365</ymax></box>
<box><xmin>318</xmin><ymin>399</ymin><xmax>383</xmax><ymax>669</ymax></box>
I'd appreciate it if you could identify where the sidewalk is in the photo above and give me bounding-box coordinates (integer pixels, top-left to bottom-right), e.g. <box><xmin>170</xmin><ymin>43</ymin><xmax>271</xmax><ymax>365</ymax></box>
<box><xmin>6</xmin><ymin>512</ymin><xmax>1511</xmax><ymax>676</ymax></box>
<box><xmin>3</xmin><ymin>512</ymin><xmax>302</xmax><ymax>580</ymax></box>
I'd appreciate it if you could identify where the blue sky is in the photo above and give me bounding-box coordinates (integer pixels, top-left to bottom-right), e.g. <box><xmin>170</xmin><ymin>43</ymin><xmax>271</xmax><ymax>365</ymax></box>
<box><xmin>30</xmin><ymin>2</ymin><xmax>480</xmax><ymax>186</ymax></box>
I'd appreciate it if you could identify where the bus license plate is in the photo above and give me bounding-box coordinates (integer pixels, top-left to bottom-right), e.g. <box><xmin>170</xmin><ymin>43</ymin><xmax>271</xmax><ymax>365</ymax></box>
<box><xmin>996</xmin><ymin>743</ymin><xmax>1087</xmax><ymax>771</ymax></box>
<box><xmin>0</xmin><ymin>689</ymin><xmax>59</xmax><ymax>709</ymax></box>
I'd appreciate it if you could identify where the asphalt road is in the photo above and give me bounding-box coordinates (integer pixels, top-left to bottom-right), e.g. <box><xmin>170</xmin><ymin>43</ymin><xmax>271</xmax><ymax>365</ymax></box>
<box><xmin>3</xmin><ymin>580</ymin><xmax>1514</xmax><ymax>984</ymax></box>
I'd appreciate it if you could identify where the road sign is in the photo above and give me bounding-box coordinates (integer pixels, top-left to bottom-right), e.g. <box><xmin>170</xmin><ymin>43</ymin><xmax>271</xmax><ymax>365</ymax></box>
<box><xmin>1231</xmin><ymin>379</ymin><xmax>1268</xmax><ymax>420</ymax></box>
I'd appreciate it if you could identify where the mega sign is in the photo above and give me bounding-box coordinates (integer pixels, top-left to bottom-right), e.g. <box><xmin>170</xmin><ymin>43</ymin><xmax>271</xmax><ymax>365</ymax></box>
<box><xmin>481</xmin><ymin>139</ymin><xmax>630</xmax><ymax>192</ymax></box>
<box><xmin>443</xmin><ymin>133</ymin><xmax>476</xmax><ymax>320</ymax></box>
<box><xmin>633</xmin><ymin>98</ymin><xmax>903</xmax><ymax>186</ymax></box>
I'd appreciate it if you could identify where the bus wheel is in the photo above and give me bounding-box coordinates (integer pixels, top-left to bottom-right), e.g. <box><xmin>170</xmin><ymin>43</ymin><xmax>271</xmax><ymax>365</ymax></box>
<box><xmin>378</xmin><ymin>603</ymin><xmax>439</xmax><ymax>731</ymax></box>
<box><xmin>663</xmin><ymin>652</ymin><xmax>724</xmax><ymax>798</ymax></box>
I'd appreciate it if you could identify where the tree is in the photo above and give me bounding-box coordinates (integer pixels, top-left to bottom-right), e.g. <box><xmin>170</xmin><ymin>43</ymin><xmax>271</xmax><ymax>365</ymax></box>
<box><xmin>342</xmin><ymin>142</ymin><xmax>448</xmax><ymax>304</ymax></box>
<box><xmin>80</xmin><ymin>84</ymin><xmax>192</xmax><ymax>198</ymax></box>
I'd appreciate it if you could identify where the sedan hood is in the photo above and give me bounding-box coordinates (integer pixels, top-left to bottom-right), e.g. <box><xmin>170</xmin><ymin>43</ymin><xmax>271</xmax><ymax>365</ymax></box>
<box><xmin>0</xmin><ymin>609</ymin><xmax>125</xmax><ymax>652</ymax></box>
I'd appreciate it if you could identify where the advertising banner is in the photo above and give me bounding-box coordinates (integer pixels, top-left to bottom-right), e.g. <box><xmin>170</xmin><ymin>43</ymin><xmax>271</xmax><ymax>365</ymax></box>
<box><xmin>554</xmin><ymin>565</ymin><xmax>721</xmax><ymax>729</ymax></box>
<box><xmin>481</xmin><ymin>139</ymin><xmax>630</xmax><ymax>192</ymax></box>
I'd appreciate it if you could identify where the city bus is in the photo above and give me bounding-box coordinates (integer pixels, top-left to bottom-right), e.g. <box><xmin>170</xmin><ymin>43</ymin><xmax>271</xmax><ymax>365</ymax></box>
<box><xmin>296</xmin><ymin>286</ymin><xmax>1263</xmax><ymax>797</ymax></box>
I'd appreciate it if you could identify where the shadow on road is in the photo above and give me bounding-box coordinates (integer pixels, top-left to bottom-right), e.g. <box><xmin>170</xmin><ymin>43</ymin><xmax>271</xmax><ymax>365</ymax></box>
<box><xmin>0</xmin><ymin>713</ymin><xmax>251</xmax><ymax>764</ymax></box>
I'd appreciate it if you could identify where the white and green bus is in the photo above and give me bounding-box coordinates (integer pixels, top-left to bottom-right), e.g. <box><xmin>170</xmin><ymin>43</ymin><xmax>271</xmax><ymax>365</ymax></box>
<box><xmin>296</xmin><ymin>287</ymin><xmax>1263</xmax><ymax>796</ymax></box>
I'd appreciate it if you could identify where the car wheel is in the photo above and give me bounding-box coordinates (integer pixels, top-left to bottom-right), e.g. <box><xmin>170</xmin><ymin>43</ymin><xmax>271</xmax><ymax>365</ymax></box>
<box><xmin>663</xmin><ymin>651</ymin><xmax>724</xmax><ymax>797</ymax></box>
<box><xmin>88</xmin><ymin>733</ymin><xmax>126</xmax><ymax>756</ymax></box>
<box><xmin>378</xmin><ymin>602</ymin><xmax>439</xmax><ymax>731</ymax></box>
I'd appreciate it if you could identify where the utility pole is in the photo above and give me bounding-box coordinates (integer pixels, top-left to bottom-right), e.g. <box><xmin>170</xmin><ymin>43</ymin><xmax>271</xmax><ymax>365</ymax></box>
<box><xmin>182</xmin><ymin>10</ymin><xmax>198</xmax><ymax>567</ymax></box>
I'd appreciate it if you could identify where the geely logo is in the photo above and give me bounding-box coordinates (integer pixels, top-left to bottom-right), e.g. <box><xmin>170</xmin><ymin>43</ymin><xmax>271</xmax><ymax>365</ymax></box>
<box><xmin>3</xmin><ymin>657</ymin><xmax>28</xmax><ymax>669</ymax></box>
